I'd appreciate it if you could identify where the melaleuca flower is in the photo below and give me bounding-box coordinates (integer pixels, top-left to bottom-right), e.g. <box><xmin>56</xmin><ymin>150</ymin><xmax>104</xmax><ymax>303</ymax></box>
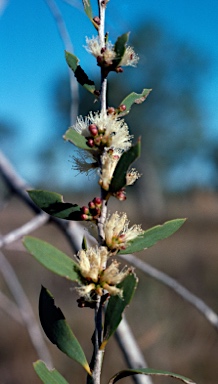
<box><xmin>72</xmin><ymin>111</ymin><xmax>132</xmax><ymax>152</ymax></box>
<box><xmin>85</xmin><ymin>36</ymin><xmax>116</xmax><ymax>65</ymax></box>
<box><xmin>104</xmin><ymin>212</ymin><xmax>143</xmax><ymax>252</ymax></box>
<box><xmin>100</xmin><ymin>261</ymin><xmax>130</xmax><ymax>297</ymax></box>
<box><xmin>75</xmin><ymin>246</ymin><xmax>130</xmax><ymax>298</ymax></box>
<box><xmin>126</xmin><ymin>168</ymin><xmax>141</xmax><ymax>186</ymax></box>
<box><xmin>71</xmin><ymin>150</ymin><xmax>98</xmax><ymax>175</ymax></box>
<box><xmin>99</xmin><ymin>148</ymin><xmax>121</xmax><ymax>191</ymax></box>
<box><xmin>119</xmin><ymin>46</ymin><xmax>139</xmax><ymax>67</ymax></box>
<box><xmin>85</xmin><ymin>36</ymin><xmax>139</xmax><ymax>69</ymax></box>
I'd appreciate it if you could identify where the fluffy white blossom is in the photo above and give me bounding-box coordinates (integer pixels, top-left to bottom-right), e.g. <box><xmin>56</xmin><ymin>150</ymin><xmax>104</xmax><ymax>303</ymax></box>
<box><xmin>85</xmin><ymin>36</ymin><xmax>139</xmax><ymax>68</ymax></box>
<box><xmin>119</xmin><ymin>46</ymin><xmax>139</xmax><ymax>67</ymax></box>
<box><xmin>85</xmin><ymin>36</ymin><xmax>115</xmax><ymax>64</ymax></box>
<box><xmin>72</xmin><ymin>111</ymin><xmax>132</xmax><ymax>152</ymax></box>
<box><xmin>99</xmin><ymin>149</ymin><xmax>121</xmax><ymax>191</ymax></box>
<box><xmin>126</xmin><ymin>168</ymin><xmax>141</xmax><ymax>186</ymax></box>
<box><xmin>104</xmin><ymin>212</ymin><xmax>143</xmax><ymax>252</ymax></box>
<box><xmin>75</xmin><ymin>246</ymin><xmax>129</xmax><ymax>298</ymax></box>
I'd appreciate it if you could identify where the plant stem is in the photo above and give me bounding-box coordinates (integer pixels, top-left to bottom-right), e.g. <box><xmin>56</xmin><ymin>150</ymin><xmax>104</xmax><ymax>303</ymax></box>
<box><xmin>91</xmin><ymin>2</ymin><xmax>108</xmax><ymax>383</ymax></box>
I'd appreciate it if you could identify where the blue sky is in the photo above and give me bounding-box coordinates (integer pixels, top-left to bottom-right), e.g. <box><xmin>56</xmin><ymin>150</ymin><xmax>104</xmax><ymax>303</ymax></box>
<box><xmin>1</xmin><ymin>0</ymin><xmax>218</xmax><ymax>189</ymax></box>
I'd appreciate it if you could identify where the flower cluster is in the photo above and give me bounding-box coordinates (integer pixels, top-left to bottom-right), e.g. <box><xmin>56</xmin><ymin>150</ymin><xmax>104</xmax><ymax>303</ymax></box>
<box><xmin>80</xmin><ymin>197</ymin><xmax>102</xmax><ymax>221</ymax></box>
<box><xmin>75</xmin><ymin>246</ymin><xmax>130</xmax><ymax>298</ymax></box>
<box><xmin>85</xmin><ymin>36</ymin><xmax>139</xmax><ymax>70</ymax></box>
<box><xmin>104</xmin><ymin>212</ymin><xmax>143</xmax><ymax>253</ymax></box>
<box><xmin>73</xmin><ymin>111</ymin><xmax>132</xmax><ymax>152</ymax></box>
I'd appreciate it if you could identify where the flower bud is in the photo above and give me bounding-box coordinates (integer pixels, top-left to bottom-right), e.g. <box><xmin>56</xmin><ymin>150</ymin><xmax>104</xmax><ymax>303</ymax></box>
<box><xmin>88</xmin><ymin>201</ymin><xmax>96</xmax><ymax>210</ymax></box>
<box><xmin>82</xmin><ymin>206</ymin><xmax>89</xmax><ymax>214</ymax></box>
<box><xmin>93</xmin><ymin>16</ymin><xmax>100</xmax><ymax>25</ymax></box>
<box><xmin>87</xmin><ymin>138</ymin><xmax>95</xmax><ymax>147</ymax></box>
<box><xmin>89</xmin><ymin>124</ymin><xmax>98</xmax><ymax>136</ymax></box>
<box><xmin>119</xmin><ymin>104</ymin><xmax>126</xmax><ymax>112</ymax></box>
<box><xmin>93</xmin><ymin>197</ymin><xmax>102</xmax><ymax>207</ymax></box>
<box><xmin>107</xmin><ymin>107</ymin><xmax>115</xmax><ymax>115</ymax></box>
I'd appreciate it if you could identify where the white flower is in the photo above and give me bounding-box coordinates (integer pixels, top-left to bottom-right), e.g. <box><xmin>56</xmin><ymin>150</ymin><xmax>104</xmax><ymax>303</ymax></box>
<box><xmin>119</xmin><ymin>46</ymin><xmax>139</xmax><ymax>67</ymax></box>
<box><xmin>75</xmin><ymin>246</ymin><xmax>130</xmax><ymax>298</ymax></box>
<box><xmin>85</xmin><ymin>36</ymin><xmax>116</xmax><ymax>64</ymax></box>
<box><xmin>71</xmin><ymin>111</ymin><xmax>132</xmax><ymax>152</ymax></box>
<box><xmin>100</xmin><ymin>261</ymin><xmax>130</xmax><ymax>297</ymax></box>
<box><xmin>104</xmin><ymin>212</ymin><xmax>143</xmax><ymax>252</ymax></box>
<box><xmin>99</xmin><ymin>149</ymin><xmax>121</xmax><ymax>191</ymax></box>
<box><xmin>126</xmin><ymin>168</ymin><xmax>141</xmax><ymax>186</ymax></box>
<box><xmin>78</xmin><ymin>246</ymin><xmax>108</xmax><ymax>282</ymax></box>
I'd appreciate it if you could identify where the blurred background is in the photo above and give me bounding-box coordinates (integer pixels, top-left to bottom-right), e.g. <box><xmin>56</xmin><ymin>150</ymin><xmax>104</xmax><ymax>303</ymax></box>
<box><xmin>1</xmin><ymin>0</ymin><xmax>218</xmax><ymax>383</ymax></box>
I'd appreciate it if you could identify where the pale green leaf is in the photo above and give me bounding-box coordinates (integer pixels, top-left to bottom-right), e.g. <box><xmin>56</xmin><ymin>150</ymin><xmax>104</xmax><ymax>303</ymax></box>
<box><xmin>63</xmin><ymin>128</ymin><xmax>91</xmax><ymax>150</ymax></box>
<box><xmin>119</xmin><ymin>219</ymin><xmax>186</xmax><ymax>255</ymax></box>
<box><xmin>118</xmin><ymin>89</ymin><xmax>152</xmax><ymax>116</ymax></box>
<box><xmin>108</xmin><ymin>368</ymin><xmax>195</xmax><ymax>384</ymax></box>
<box><xmin>33</xmin><ymin>360</ymin><xmax>69</xmax><ymax>384</ymax></box>
<box><xmin>23</xmin><ymin>237</ymin><xmax>80</xmax><ymax>281</ymax></box>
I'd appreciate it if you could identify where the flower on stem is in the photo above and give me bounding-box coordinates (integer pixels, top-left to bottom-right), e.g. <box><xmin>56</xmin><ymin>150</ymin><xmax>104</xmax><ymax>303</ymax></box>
<box><xmin>119</xmin><ymin>46</ymin><xmax>139</xmax><ymax>67</ymax></box>
<box><xmin>98</xmin><ymin>148</ymin><xmax>120</xmax><ymax>191</ymax></box>
<box><xmin>75</xmin><ymin>246</ymin><xmax>130</xmax><ymax>298</ymax></box>
<box><xmin>104</xmin><ymin>212</ymin><xmax>143</xmax><ymax>252</ymax></box>
<box><xmin>85</xmin><ymin>36</ymin><xmax>116</xmax><ymax>66</ymax></box>
<box><xmin>126</xmin><ymin>168</ymin><xmax>142</xmax><ymax>186</ymax></box>
<box><xmin>72</xmin><ymin>111</ymin><xmax>132</xmax><ymax>152</ymax></box>
<box><xmin>85</xmin><ymin>36</ymin><xmax>139</xmax><ymax>69</ymax></box>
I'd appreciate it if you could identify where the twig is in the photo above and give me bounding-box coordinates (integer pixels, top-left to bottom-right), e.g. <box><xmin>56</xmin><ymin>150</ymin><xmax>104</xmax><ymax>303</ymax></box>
<box><xmin>120</xmin><ymin>253</ymin><xmax>218</xmax><ymax>332</ymax></box>
<box><xmin>0</xmin><ymin>214</ymin><xmax>48</xmax><ymax>249</ymax></box>
<box><xmin>0</xmin><ymin>250</ymin><xmax>53</xmax><ymax>367</ymax></box>
<box><xmin>116</xmin><ymin>316</ymin><xmax>153</xmax><ymax>384</ymax></box>
<box><xmin>0</xmin><ymin>290</ymin><xmax>23</xmax><ymax>324</ymax></box>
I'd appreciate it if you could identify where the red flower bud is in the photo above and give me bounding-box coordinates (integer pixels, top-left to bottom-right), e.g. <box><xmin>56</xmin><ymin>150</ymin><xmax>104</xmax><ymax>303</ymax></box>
<box><xmin>89</xmin><ymin>124</ymin><xmax>98</xmax><ymax>136</ymax></box>
<box><xmin>87</xmin><ymin>138</ymin><xmax>95</xmax><ymax>147</ymax></box>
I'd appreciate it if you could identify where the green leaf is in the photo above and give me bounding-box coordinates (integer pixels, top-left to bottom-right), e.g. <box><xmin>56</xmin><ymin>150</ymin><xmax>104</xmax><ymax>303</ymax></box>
<box><xmin>82</xmin><ymin>0</ymin><xmax>93</xmax><ymax>20</ymax></box>
<box><xmin>63</xmin><ymin>128</ymin><xmax>91</xmax><ymax>150</ymax></box>
<box><xmin>110</xmin><ymin>139</ymin><xmax>141</xmax><ymax>193</ymax></box>
<box><xmin>102</xmin><ymin>271</ymin><xmax>138</xmax><ymax>345</ymax></box>
<box><xmin>82</xmin><ymin>0</ymin><xmax>99</xmax><ymax>29</ymax></box>
<box><xmin>65</xmin><ymin>51</ymin><xmax>96</xmax><ymax>94</ymax></box>
<box><xmin>118</xmin><ymin>89</ymin><xmax>152</xmax><ymax>116</ymax></box>
<box><xmin>39</xmin><ymin>287</ymin><xmax>91</xmax><ymax>375</ymax></box>
<box><xmin>108</xmin><ymin>368</ymin><xmax>195</xmax><ymax>384</ymax></box>
<box><xmin>113</xmin><ymin>33</ymin><xmax>129</xmax><ymax>67</ymax></box>
<box><xmin>28</xmin><ymin>190</ymin><xmax>82</xmax><ymax>220</ymax></box>
<box><xmin>119</xmin><ymin>219</ymin><xmax>186</xmax><ymax>255</ymax></box>
<box><xmin>33</xmin><ymin>360</ymin><xmax>69</xmax><ymax>384</ymax></box>
<box><xmin>110</xmin><ymin>369</ymin><xmax>196</xmax><ymax>384</ymax></box>
<box><xmin>23</xmin><ymin>236</ymin><xmax>80</xmax><ymax>282</ymax></box>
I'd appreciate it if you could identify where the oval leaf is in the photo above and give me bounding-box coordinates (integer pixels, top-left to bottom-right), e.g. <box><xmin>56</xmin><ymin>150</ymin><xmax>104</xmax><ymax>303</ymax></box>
<box><xmin>63</xmin><ymin>128</ymin><xmax>91</xmax><ymax>150</ymax></box>
<box><xmin>102</xmin><ymin>270</ymin><xmax>138</xmax><ymax>345</ymax></box>
<box><xmin>119</xmin><ymin>219</ymin><xmax>186</xmax><ymax>255</ymax></box>
<box><xmin>110</xmin><ymin>139</ymin><xmax>141</xmax><ymax>193</ymax></box>
<box><xmin>117</xmin><ymin>89</ymin><xmax>152</xmax><ymax>116</ymax></box>
<box><xmin>23</xmin><ymin>236</ymin><xmax>80</xmax><ymax>282</ymax></box>
<box><xmin>65</xmin><ymin>51</ymin><xmax>96</xmax><ymax>94</ymax></box>
<box><xmin>113</xmin><ymin>33</ymin><xmax>129</xmax><ymax>67</ymax></box>
<box><xmin>28</xmin><ymin>190</ymin><xmax>82</xmax><ymax>220</ymax></box>
<box><xmin>39</xmin><ymin>287</ymin><xmax>91</xmax><ymax>375</ymax></box>
<box><xmin>108</xmin><ymin>368</ymin><xmax>195</xmax><ymax>384</ymax></box>
<box><xmin>33</xmin><ymin>360</ymin><xmax>69</xmax><ymax>384</ymax></box>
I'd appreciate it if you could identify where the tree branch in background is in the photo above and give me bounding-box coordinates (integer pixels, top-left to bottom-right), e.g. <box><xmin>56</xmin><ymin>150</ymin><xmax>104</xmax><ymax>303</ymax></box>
<box><xmin>120</xmin><ymin>253</ymin><xmax>218</xmax><ymax>332</ymax></box>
